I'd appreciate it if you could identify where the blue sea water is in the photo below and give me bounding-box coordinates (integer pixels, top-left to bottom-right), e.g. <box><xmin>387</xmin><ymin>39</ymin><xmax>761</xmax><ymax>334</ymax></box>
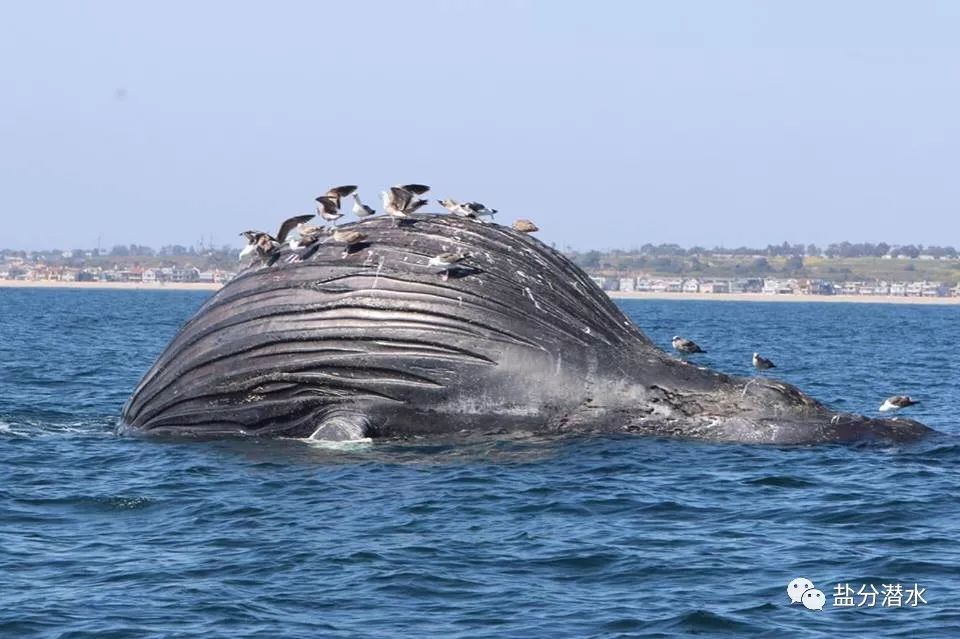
<box><xmin>1</xmin><ymin>288</ymin><xmax>958</xmax><ymax>638</ymax></box>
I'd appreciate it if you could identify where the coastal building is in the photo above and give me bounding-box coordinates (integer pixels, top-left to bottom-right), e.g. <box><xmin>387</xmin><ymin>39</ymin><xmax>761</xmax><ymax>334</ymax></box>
<box><xmin>921</xmin><ymin>281</ymin><xmax>947</xmax><ymax>297</ymax></box>
<box><xmin>618</xmin><ymin>277</ymin><xmax>636</xmax><ymax>292</ymax></box>
<box><xmin>170</xmin><ymin>266</ymin><xmax>200</xmax><ymax>283</ymax></box>
<box><xmin>649</xmin><ymin>278</ymin><xmax>683</xmax><ymax>293</ymax></box>
<box><xmin>890</xmin><ymin>282</ymin><xmax>907</xmax><ymax>296</ymax></box>
<box><xmin>732</xmin><ymin>278</ymin><xmax>764</xmax><ymax>293</ymax></box>
<box><xmin>762</xmin><ymin>279</ymin><xmax>796</xmax><ymax>295</ymax></box>
<box><xmin>682</xmin><ymin>279</ymin><xmax>700</xmax><ymax>293</ymax></box>
<box><xmin>840</xmin><ymin>281</ymin><xmax>862</xmax><ymax>295</ymax></box>
<box><xmin>700</xmin><ymin>280</ymin><xmax>731</xmax><ymax>294</ymax></box>
<box><xmin>804</xmin><ymin>280</ymin><xmax>835</xmax><ymax>295</ymax></box>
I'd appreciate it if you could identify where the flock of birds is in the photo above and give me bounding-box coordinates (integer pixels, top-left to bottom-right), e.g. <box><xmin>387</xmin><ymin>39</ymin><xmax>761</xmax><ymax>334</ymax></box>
<box><xmin>669</xmin><ymin>336</ymin><xmax>919</xmax><ymax>414</ymax></box>
<box><xmin>238</xmin><ymin>183</ymin><xmax>918</xmax><ymax>417</ymax></box>
<box><xmin>238</xmin><ymin>184</ymin><xmax>539</xmax><ymax>279</ymax></box>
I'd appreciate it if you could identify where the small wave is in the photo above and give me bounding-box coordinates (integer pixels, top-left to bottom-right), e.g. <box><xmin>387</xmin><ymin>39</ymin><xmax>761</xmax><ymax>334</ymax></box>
<box><xmin>0</xmin><ymin>416</ymin><xmax>118</xmax><ymax>439</ymax></box>
<box><xmin>744</xmin><ymin>475</ymin><xmax>817</xmax><ymax>488</ymax></box>
<box><xmin>14</xmin><ymin>494</ymin><xmax>157</xmax><ymax>513</ymax></box>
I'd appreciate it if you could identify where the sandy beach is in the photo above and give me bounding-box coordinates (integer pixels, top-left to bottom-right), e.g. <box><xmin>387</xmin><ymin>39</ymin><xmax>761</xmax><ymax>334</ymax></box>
<box><xmin>0</xmin><ymin>280</ymin><xmax>223</xmax><ymax>291</ymax></box>
<box><xmin>607</xmin><ymin>290</ymin><xmax>960</xmax><ymax>305</ymax></box>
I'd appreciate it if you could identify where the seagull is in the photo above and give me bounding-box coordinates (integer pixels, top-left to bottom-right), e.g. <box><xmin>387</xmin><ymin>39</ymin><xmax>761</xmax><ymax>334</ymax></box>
<box><xmin>288</xmin><ymin>224</ymin><xmax>327</xmax><ymax>250</ymax></box>
<box><xmin>315</xmin><ymin>196</ymin><xmax>343</xmax><ymax>224</ymax></box>
<box><xmin>330</xmin><ymin>229</ymin><xmax>368</xmax><ymax>258</ymax></box>
<box><xmin>239</xmin><ymin>214</ymin><xmax>314</xmax><ymax>262</ymax></box>
<box><xmin>320</xmin><ymin>185</ymin><xmax>358</xmax><ymax>210</ymax></box>
<box><xmin>512</xmin><ymin>219</ymin><xmax>539</xmax><ymax>233</ymax></box>
<box><xmin>351</xmin><ymin>193</ymin><xmax>376</xmax><ymax>218</ymax></box>
<box><xmin>438</xmin><ymin>198</ymin><xmax>481</xmax><ymax>218</ymax></box>
<box><xmin>879</xmin><ymin>395</ymin><xmax>919</xmax><ymax>412</ymax></box>
<box><xmin>382</xmin><ymin>185</ymin><xmax>429</xmax><ymax>225</ymax></box>
<box><xmin>462</xmin><ymin>202</ymin><xmax>497</xmax><ymax>218</ymax></box>
<box><xmin>428</xmin><ymin>252</ymin><xmax>470</xmax><ymax>281</ymax></box>
<box><xmin>753</xmin><ymin>352</ymin><xmax>776</xmax><ymax>370</ymax></box>
<box><xmin>672</xmin><ymin>336</ymin><xmax>705</xmax><ymax>354</ymax></box>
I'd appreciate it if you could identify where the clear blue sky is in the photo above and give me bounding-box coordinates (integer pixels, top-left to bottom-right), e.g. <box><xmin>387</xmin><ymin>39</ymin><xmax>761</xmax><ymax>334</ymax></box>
<box><xmin>2</xmin><ymin>1</ymin><xmax>959</xmax><ymax>251</ymax></box>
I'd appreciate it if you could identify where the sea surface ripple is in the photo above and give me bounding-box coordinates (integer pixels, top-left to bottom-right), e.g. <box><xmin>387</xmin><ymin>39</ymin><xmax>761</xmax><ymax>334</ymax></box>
<box><xmin>1</xmin><ymin>289</ymin><xmax>958</xmax><ymax>638</ymax></box>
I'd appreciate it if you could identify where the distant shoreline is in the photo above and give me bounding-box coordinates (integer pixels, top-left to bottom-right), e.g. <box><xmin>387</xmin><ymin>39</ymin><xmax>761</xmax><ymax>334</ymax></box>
<box><xmin>606</xmin><ymin>290</ymin><xmax>960</xmax><ymax>305</ymax></box>
<box><xmin>0</xmin><ymin>280</ymin><xmax>222</xmax><ymax>291</ymax></box>
<box><xmin>2</xmin><ymin>280</ymin><xmax>959</xmax><ymax>304</ymax></box>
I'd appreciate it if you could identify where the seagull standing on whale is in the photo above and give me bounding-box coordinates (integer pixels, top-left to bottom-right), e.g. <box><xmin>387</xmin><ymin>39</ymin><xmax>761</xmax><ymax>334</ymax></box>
<box><xmin>512</xmin><ymin>219</ymin><xmax>539</xmax><ymax>233</ymax></box>
<box><xmin>879</xmin><ymin>395</ymin><xmax>919</xmax><ymax>412</ymax></box>
<box><xmin>330</xmin><ymin>229</ymin><xmax>368</xmax><ymax>258</ymax></box>
<box><xmin>438</xmin><ymin>198</ymin><xmax>474</xmax><ymax>217</ymax></box>
<box><xmin>288</xmin><ymin>224</ymin><xmax>327</xmax><ymax>250</ymax></box>
<box><xmin>672</xmin><ymin>336</ymin><xmax>705</xmax><ymax>354</ymax></box>
<box><xmin>320</xmin><ymin>185</ymin><xmax>357</xmax><ymax>210</ymax></box>
<box><xmin>239</xmin><ymin>214</ymin><xmax>314</xmax><ymax>263</ymax></box>
<box><xmin>382</xmin><ymin>185</ymin><xmax>430</xmax><ymax>225</ymax></box>
<box><xmin>315</xmin><ymin>185</ymin><xmax>358</xmax><ymax>224</ymax></box>
<box><xmin>462</xmin><ymin>201</ymin><xmax>497</xmax><ymax>218</ymax></box>
<box><xmin>428</xmin><ymin>252</ymin><xmax>470</xmax><ymax>281</ymax></box>
<box><xmin>753</xmin><ymin>352</ymin><xmax>776</xmax><ymax>369</ymax></box>
<box><xmin>315</xmin><ymin>196</ymin><xmax>344</xmax><ymax>224</ymax></box>
<box><xmin>351</xmin><ymin>193</ymin><xmax>376</xmax><ymax>219</ymax></box>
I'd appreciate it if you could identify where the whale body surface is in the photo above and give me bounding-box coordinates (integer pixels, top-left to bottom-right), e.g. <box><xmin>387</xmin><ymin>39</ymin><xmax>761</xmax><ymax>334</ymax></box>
<box><xmin>121</xmin><ymin>215</ymin><xmax>933</xmax><ymax>444</ymax></box>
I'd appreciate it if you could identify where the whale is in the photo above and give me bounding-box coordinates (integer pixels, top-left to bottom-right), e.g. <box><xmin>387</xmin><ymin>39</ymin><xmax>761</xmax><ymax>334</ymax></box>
<box><xmin>120</xmin><ymin>214</ymin><xmax>934</xmax><ymax>444</ymax></box>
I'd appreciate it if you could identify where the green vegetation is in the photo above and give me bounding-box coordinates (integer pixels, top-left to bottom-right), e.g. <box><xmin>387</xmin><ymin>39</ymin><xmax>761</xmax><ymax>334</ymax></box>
<box><xmin>566</xmin><ymin>248</ymin><xmax>960</xmax><ymax>284</ymax></box>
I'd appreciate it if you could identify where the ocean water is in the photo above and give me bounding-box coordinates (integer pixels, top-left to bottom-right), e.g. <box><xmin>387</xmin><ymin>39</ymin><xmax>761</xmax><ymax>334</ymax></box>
<box><xmin>1</xmin><ymin>288</ymin><xmax>958</xmax><ymax>638</ymax></box>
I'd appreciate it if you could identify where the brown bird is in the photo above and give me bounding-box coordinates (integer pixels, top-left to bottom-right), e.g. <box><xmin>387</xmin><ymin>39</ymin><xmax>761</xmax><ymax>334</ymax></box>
<box><xmin>289</xmin><ymin>224</ymin><xmax>327</xmax><ymax>249</ymax></box>
<box><xmin>331</xmin><ymin>229</ymin><xmax>367</xmax><ymax>245</ymax></box>
<box><xmin>382</xmin><ymin>185</ymin><xmax>429</xmax><ymax>225</ymax></box>
<box><xmin>239</xmin><ymin>214</ymin><xmax>313</xmax><ymax>261</ymax></box>
<box><xmin>320</xmin><ymin>185</ymin><xmax>358</xmax><ymax>210</ymax></box>
<box><xmin>428</xmin><ymin>252</ymin><xmax>470</xmax><ymax>281</ymax></box>
<box><xmin>512</xmin><ymin>219</ymin><xmax>539</xmax><ymax>233</ymax></box>
<box><xmin>315</xmin><ymin>196</ymin><xmax>343</xmax><ymax>223</ymax></box>
<box><xmin>752</xmin><ymin>352</ymin><xmax>775</xmax><ymax>370</ymax></box>
<box><xmin>330</xmin><ymin>229</ymin><xmax>368</xmax><ymax>258</ymax></box>
<box><xmin>672</xmin><ymin>336</ymin><xmax>705</xmax><ymax>354</ymax></box>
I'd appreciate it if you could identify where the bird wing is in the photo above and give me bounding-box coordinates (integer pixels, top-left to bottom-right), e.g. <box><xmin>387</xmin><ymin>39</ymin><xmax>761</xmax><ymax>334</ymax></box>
<box><xmin>389</xmin><ymin>187</ymin><xmax>414</xmax><ymax>212</ymax></box>
<box><xmin>275</xmin><ymin>214</ymin><xmax>316</xmax><ymax>243</ymax></box>
<box><xmin>406</xmin><ymin>199</ymin><xmax>428</xmax><ymax>214</ymax></box>
<box><xmin>325</xmin><ymin>185</ymin><xmax>358</xmax><ymax>199</ymax></box>
<box><xmin>315</xmin><ymin>196</ymin><xmax>340</xmax><ymax>216</ymax></box>
<box><xmin>398</xmin><ymin>183</ymin><xmax>430</xmax><ymax>195</ymax></box>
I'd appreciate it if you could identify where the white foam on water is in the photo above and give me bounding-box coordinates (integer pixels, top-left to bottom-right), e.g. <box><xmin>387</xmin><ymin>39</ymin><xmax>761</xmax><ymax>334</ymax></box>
<box><xmin>282</xmin><ymin>436</ymin><xmax>374</xmax><ymax>451</ymax></box>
